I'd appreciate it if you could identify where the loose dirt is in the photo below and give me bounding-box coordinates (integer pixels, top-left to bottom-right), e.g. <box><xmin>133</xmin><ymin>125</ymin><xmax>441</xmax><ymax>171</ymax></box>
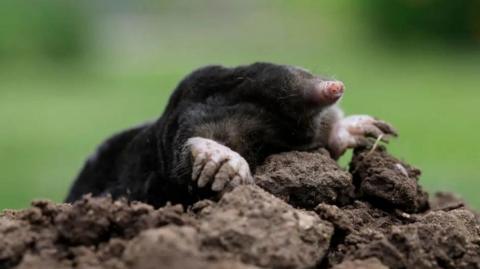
<box><xmin>1</xmin><ymin>147</ymin><xmax>479</xmax><ymax>269</ymax></box>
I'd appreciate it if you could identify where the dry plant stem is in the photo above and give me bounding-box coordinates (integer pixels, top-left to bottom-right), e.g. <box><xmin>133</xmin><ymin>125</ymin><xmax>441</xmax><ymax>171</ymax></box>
<box><xmin>366</xmin><ymin>134</ymin><xmax>384</xmax><ymax>157</ymax></box>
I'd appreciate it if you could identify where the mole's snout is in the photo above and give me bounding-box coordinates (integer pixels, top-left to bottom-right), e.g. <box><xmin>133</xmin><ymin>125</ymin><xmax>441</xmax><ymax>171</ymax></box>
<box><xmin>309</xmin><ymin>80</ymin><xmax>345</xmax><ymax>105</ymax></box>
<box><xmin>324</xmin><ymin>81</ymin><xmax>344</xmax><ymax>98</ymax></box>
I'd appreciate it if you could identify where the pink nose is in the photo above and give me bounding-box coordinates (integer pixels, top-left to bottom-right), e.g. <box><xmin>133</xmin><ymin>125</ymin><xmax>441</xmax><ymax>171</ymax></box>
<box><xmin>325</xmin><ymin>81</ymin><xmax>344</xmax><ymax>97</ymax></box>
<box><xmin>310</xmin><ymin>80</ymin><xmax>345</xmax><ymax>105</ymax></box>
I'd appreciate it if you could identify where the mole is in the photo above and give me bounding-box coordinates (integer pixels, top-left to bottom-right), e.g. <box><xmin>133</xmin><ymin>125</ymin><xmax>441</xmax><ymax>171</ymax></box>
<box><xmin>65</xmin><ymin>62</ymin><xmax>397</xmax><ymax>207</ymax></box>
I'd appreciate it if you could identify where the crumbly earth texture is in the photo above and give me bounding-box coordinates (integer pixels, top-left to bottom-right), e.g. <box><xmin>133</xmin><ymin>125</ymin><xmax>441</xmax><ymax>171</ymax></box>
<box><xmin>1</xmin><ymin>147</ymin><xmax>479</xmax><ymax>269</ymax></box>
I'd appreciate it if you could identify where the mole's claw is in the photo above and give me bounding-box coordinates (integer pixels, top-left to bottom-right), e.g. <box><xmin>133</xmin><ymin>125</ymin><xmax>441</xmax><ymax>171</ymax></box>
<box><xmin>191</xmin><ymin>152</ymin><xmax>208</xmax><ymax>181</ymax></box>
<box><xmin>186</xmin><ymin>137</ymin><xmax>253</xmax><ymax>192</ymax></box>
<box><xmin>198</xmin><ymin>160</ymin><xmax>219</xmax><ymax>188</ymax></box>
<box><xmin>364</xmin><ymin>125</ymin><xmax>384</xmax><ymax>139</ymax></box>
<box><xmin>373</xmin><ymin>120</ymin><xmax>398</xmax><ymax>137</ymax></box>
<box><xmin>230</xmin><ymin>175</ymin><xmax>242</xmax><ymax>188</ymax></box>
<box><xmin>211</xmin><ymin>176</ymin><xmax>228</xmax><ymax>192</ymax></box>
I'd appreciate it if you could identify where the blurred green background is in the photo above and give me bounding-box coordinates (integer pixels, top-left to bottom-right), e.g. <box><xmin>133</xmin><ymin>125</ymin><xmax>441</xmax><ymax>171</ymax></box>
<box><xmin>1</xmin><ymin>0</ymin><xmax>479</xmax><ymax>210</ymax></box>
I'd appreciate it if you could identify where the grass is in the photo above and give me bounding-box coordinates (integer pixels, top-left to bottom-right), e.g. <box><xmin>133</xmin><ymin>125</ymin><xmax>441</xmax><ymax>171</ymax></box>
<box><xmin>0</xmin><ymin>1</ymin><xmax>479</xmax><ymax>209</ymax></box>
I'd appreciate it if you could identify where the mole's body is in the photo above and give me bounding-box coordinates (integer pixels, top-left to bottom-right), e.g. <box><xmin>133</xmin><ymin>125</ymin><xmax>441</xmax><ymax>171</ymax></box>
<box><xmin>66</xmin><ymin>63</ymin><xmax>396</xmax><ymax>207</ymax></box>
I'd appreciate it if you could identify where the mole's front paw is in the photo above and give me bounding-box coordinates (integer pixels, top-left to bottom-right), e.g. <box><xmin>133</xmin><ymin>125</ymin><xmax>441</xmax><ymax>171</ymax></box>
<box><xmin>329</xmin><ymin>115</ymin><xmax>397</xmax><ymax>159</ymax></box>
<box><xmin>186</xmin><ymin>137</ymin><xmax>254</xmax><ymax>191</ymax></box>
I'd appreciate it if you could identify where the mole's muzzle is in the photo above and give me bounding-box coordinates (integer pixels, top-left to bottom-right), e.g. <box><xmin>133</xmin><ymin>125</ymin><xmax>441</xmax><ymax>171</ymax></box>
<box><xmin>309</xmin><ymin>80</ymin><xmax>344</xmax><ymax>106</ymax></box>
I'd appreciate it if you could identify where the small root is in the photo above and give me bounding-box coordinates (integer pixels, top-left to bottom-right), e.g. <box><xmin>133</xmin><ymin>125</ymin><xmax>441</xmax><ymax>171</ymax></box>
<box><xmin>366</xmin><ymin>134</ymin><xmax>384</xmax><ymax>157</ymax></box>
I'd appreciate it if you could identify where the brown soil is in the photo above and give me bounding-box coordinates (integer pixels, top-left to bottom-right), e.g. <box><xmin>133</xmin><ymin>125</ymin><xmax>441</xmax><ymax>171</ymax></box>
<box><xmin>1</xmin><ymin>147</ymin><xmax>479</xmax><ymax>269</ymax></box>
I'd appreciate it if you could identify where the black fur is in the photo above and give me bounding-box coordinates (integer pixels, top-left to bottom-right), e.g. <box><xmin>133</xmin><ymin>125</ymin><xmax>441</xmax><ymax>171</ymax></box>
<box><xmin>66</xmin><ymin>62</ymin><xmax>340</xmax><ymax>207</ymax></box>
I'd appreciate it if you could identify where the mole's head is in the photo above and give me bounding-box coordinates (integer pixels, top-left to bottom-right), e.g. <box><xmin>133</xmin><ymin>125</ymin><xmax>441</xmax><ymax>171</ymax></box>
<box><xmin>285</xmin><ymin>65</ymin><xmax>344</xmax><ymax>107</ymax></box>
<box><xmin>239</xmin><ymin>62</ymin><xmax>344</xmax><ymax>117</ymax></box>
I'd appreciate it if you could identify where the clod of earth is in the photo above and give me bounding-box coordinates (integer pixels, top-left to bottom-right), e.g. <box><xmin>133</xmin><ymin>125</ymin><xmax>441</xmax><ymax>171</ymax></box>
<box><xmin>255</xmin><ymin>149</ymin><xmax>354</xmax><ymax>209</ymax></box>
<box><xmin>349</xmin><ymin>146</ymin><xmax>429</xmax><ymax>213</ymax></box>
<box><xmin>1</xmin><ymin>148</ymin><xmax>480</xmax><ymax>269</ymax></box>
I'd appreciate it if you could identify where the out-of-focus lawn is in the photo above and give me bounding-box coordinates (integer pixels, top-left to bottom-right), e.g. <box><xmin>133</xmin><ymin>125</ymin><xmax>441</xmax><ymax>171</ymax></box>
<box><xmin>0</xmin><ymin>1</ymin><xmax>479</xmax><ymax>209</ymax></box>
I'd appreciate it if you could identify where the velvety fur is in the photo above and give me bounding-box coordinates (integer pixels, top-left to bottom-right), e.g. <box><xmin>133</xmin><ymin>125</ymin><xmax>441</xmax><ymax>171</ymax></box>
<box><xmin>66</xmin><ymin>63</ymin><xmax>341</xmax><ymax>207</ymax></box>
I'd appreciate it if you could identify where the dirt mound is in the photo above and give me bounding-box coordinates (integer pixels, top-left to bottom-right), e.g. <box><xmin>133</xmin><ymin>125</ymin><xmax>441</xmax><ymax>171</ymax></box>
<box><xmin>1</xmin><ymin>147</ymin><xmax>480</xmax><ymax>269</ymax></box>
